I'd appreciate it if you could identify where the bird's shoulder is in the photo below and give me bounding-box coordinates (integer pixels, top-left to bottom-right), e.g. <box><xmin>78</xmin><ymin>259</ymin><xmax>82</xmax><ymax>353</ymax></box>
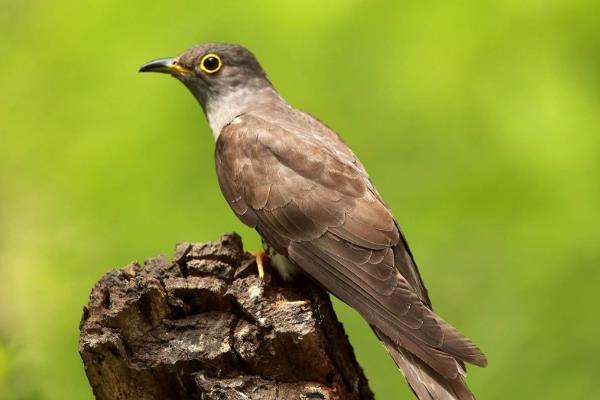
<box><xmin>217</xmin><ymin>109</ymin><xmax>372</xmax><ymax>197</ymax></box>
<box><xmin>219</xmin><ymin>106</ymin><xmax>359</xmax><ymax>162</ymax></box>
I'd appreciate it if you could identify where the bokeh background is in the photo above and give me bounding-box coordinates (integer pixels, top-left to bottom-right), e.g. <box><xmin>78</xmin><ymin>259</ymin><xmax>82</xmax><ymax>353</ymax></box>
<box><xmin>1</xmin><ymin>1</ymin><xmax>599</xmax><ymax>399</ymax></box>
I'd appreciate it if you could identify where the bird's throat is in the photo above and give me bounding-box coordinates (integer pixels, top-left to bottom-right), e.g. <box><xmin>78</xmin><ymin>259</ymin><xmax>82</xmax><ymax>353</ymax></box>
<box><xmin>205</xmin><ymin>86</ymin><xmax>283</xmax><ymax>139</ymax></box>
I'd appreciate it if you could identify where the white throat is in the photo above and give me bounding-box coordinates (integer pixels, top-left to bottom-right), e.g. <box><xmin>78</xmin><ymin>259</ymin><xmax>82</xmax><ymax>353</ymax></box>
<box><xmin>205</xmin><ymin>86</ymin><xmax>282</xmax><ymax>139</ymax></box>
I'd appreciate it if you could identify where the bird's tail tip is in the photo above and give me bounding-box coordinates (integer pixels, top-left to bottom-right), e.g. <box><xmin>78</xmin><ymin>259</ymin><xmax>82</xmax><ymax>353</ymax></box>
<box><xmin>376</xmin><ymin>329</ymin><xmax>480</xmax><ymax>400</ymax></box>
<box><xmin>395</xmin><ymin>347</ymin><xmax>476</xmax><ymax>400</ymax></box>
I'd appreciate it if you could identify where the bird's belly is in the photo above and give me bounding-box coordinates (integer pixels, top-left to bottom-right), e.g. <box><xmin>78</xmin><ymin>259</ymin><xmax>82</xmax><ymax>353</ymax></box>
<box><xmin>263</xmin><ymin>242</ymin><xmax>297</xmax><ymax>282</ymax></box>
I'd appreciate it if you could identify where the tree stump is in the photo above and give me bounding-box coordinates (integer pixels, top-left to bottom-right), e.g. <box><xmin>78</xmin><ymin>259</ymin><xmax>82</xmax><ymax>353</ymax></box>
<box><xmin>79</xmin><ymin>233</ymin><xmax>374</xmax><ymax>400</ymax></box>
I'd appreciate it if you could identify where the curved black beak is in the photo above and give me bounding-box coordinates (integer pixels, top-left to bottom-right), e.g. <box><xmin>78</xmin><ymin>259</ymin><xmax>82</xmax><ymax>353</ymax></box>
<box><xmin>139</xmin><ymin>58</ymin><xmax>175</xmax><ymax>73</ymax></box>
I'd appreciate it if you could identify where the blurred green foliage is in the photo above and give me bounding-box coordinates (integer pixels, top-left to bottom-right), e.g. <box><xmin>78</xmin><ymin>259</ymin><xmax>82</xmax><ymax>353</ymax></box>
<box><xmin>1</xmin><ymin>1</ymin><xmax>599</xmax><ymax>399</ymax></box>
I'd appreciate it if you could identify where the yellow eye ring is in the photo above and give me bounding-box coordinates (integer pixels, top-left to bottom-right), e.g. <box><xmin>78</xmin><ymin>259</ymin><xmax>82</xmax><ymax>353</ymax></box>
<box><xmin>199</xmin><ymin>54</ymin><xmax>222</xmax><ymax>74</ymax></box>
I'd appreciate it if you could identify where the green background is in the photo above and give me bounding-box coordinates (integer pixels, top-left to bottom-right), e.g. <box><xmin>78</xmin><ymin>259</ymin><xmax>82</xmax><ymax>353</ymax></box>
<box><xmin>1</xmin><ymin>1</ymin><xmax>599</xmax><ymax>399</ymax></box>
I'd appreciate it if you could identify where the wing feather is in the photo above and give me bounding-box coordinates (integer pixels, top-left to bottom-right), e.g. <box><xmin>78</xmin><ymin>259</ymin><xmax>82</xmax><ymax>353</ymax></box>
<box><xmin>215</xmin><ymin>112</ymin><xmax>487</xmax><ymax>381</ymax></box>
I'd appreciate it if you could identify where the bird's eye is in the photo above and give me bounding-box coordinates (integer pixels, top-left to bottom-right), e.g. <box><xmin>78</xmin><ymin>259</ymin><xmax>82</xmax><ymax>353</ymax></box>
<box><xmin>199</xmin><ymin>54</ymin><xmax>222</xmax><ymax>74</ymax></box>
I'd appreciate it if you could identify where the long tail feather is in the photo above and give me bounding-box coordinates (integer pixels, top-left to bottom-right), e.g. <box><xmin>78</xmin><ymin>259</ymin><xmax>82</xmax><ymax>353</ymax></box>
<box><xmin>375</xmin><ymin>328</ymin><xmax>477</xmax><ymax>400</ymax></box>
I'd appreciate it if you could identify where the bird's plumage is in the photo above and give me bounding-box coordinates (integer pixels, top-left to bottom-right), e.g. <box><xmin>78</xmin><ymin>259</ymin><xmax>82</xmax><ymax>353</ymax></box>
<box><xmin>215</xmin><ymin>107</ymin><xmax>486</xmax><ymax>381</ymax></box>
<box><xmin>141</xmin><ymin>42</ymin><xmax>487</xmax><ymax>399</ymax></box>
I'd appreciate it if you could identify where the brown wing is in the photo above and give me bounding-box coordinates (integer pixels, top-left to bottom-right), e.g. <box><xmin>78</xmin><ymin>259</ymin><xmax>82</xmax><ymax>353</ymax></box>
<box><xmin>215</xmin><ymin>113</ymin><xmax>486</xmax><ymax>379</ymax></box>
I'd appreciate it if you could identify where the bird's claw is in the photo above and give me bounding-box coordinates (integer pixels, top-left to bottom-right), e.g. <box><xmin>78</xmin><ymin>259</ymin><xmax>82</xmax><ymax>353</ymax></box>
<box><xmin>250</xmin><ymin>251</ymin><xmax>266</xmax><ymax>279</ymax></box>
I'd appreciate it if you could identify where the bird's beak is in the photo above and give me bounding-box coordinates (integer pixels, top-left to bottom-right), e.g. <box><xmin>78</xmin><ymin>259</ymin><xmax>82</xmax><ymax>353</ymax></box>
<box><xmin>139</xmin><ymin>58</ymin><xmax>190</xmax><ymax>75</ymax></box>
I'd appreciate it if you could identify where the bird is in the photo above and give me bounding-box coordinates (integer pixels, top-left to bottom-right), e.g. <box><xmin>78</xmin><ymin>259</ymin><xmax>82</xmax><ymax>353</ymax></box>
<box><xmin>140</xmin><ymin>43</ymin><xmax>487</xmax><ymax>400</ymax></box>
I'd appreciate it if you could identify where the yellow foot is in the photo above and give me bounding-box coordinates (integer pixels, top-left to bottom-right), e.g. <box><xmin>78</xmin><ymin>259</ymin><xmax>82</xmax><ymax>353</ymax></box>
<box><xmin>250</xmin><ymin>251</ymin><xmax>266</xmax><ymax>279</ymax></box>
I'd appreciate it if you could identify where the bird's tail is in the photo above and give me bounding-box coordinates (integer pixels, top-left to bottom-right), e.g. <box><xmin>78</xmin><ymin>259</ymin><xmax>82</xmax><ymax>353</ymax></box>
<box><xmin>374</xmin><ymin>328</ymin><xmax>476</xmax><ymax>400</ymax></box>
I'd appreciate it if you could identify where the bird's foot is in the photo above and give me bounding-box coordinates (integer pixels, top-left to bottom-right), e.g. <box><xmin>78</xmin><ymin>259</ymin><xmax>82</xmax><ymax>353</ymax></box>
<box><xmin>249</xmin><ymin>250</ymin><xmax>266</xmax><ymax>280</ymax></box>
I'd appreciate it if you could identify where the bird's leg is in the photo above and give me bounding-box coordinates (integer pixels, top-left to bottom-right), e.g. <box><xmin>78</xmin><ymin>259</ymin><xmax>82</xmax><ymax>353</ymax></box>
<box><xmin>250</xmin><ymin>250</ymin><xmax>266</xmax><ymax>279</ymax></box>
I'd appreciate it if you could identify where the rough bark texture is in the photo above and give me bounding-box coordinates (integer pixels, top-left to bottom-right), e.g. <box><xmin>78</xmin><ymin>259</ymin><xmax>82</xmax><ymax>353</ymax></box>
<box><xmin>79</xmin><ymin>233</ymin><xmax>374</xmax><ymax>400</ymax></box>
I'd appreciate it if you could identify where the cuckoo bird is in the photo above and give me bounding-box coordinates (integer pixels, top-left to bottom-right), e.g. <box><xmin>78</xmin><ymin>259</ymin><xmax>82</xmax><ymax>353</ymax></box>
<box><xmin>140</xmin><ymin>43</ymin><xmax>487</xmax><ymax>400</ymax></box>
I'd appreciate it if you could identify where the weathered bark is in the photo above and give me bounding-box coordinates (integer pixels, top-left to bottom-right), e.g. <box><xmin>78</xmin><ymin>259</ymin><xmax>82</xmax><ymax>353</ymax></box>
<box><xmin>79</xmin><ymin>233</ymin><xmax>374</xmax><ymax>400</ymax></box>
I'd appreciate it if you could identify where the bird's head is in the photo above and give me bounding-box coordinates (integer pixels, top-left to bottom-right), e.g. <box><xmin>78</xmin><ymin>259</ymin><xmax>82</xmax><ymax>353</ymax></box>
<box><xmin>139</xmin><ymin>43</ymin><xmax>273</xmax><ymax>113</ymax></box>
